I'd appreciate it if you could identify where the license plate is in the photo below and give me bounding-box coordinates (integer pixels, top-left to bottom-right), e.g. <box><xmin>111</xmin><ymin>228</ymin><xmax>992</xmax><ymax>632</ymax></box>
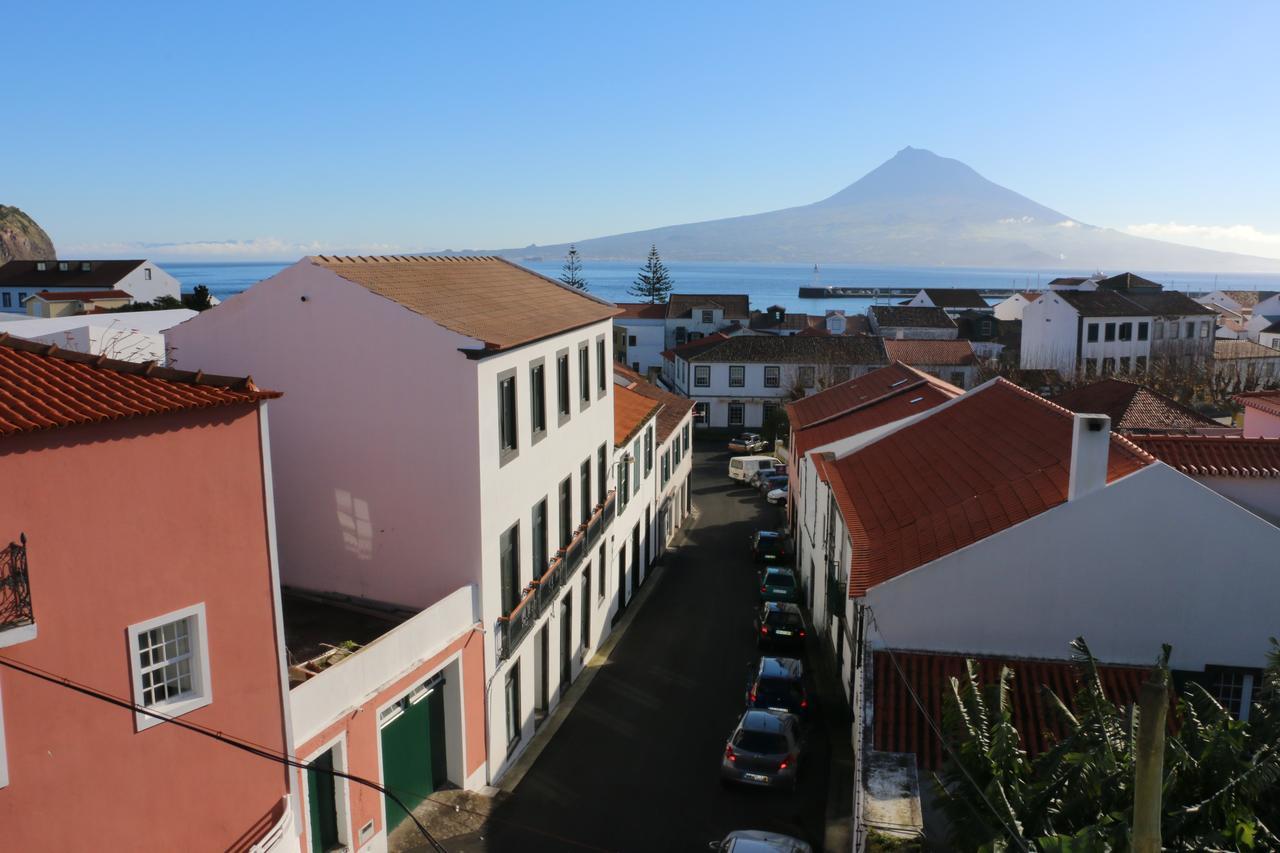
<box><xmin>744</xmin><ymin>773</ymin><xmax>769</xmax><ymax>783</ymax></box>
<box><xmin>775</xmin><ymin>629</ymin><xmax>793</xmax><ymax>636</ymax></box>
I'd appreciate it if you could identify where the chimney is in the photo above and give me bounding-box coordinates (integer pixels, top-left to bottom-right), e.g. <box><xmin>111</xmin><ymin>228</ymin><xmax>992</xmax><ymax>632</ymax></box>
<box><xmin>1068</xmin><ymin>413</ymin><xmax>1111</xmax><ymax>501</ymax></box>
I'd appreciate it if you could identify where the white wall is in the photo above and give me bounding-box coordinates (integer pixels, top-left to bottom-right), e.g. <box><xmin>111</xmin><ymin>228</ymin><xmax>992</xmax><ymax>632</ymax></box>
<box><xmin>994</xmin><ymin>294</ymin><xmax>1033</xmax><ymax>322</ymax></box>
<box><xmin>617</xmin><ymin>318</ymin><xmax>666</xmax><ymax>376</ymax></box>
<box><xmin>1192</xmin><ymin>476</ymin><xmax>1280</xmax><ymax>526</ymax></box>
<box><xmin>116</xmin><ymin>261</ymin><xmax>182</xmax><ymax>303</ymax></box>
<box><xmin>865</xmin><ymin>464</ymin><xmax>1280</xmax><ymax>670</ymax></box>
<box><xmin>1020</xmin><ymin>294</ymin><xmax>1082</xmax><ymax>372</ymax></box>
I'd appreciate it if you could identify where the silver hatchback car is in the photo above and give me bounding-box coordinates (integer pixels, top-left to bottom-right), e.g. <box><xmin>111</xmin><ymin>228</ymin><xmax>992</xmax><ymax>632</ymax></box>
<box><xmin>720</xmin><ymin>708</ymin><xmax>802</xmax><ymax>790</ymax></box>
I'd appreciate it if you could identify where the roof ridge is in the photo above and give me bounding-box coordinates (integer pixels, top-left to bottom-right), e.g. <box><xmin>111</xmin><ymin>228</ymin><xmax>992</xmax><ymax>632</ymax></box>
<box><xmin>998</xmin><ymin>377</ymin><xmax>1156</xmax><ymax>463</ymax></box>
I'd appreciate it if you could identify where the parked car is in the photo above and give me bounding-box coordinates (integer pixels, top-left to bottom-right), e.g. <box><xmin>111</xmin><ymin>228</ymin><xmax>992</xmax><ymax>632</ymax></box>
<box><xmin>766</xmin><ymin>483</ymin><xmax>789</xmax><ymax>505</ymax></box>
<box><xmin>756</xmin><ymin>472</ymin><xmax>788</xmax><ymax>496</ymax></box>
<box><xmin>720</xmin><ymin>708</ymin><xmax>803</xmax><ymax>791</ymax></box>
<box><xmin>759</xmin><ymin>566</ymin><xmax>800</xmax><ymax>604</ymax></box>
<box><xmin>729</xmin><ymin>455</ymin><xmax>779</xmax><ymax>484</ymax></box>
<box><xmin>728</xmin><ymin>432</ymin><xmax>768</xmax><ymax>453</ymax></box>
<box><xmin>750</xmin><ymin>530</ymin><xmax>792</xmax><ymax>563</ymax></box>
<box><xmin>708</xmin><ymin>830</ymin><xmax>813</xmax><ymax>853</ymax></box>
<box><xmin>746</xmin><ymin>656</ymin><xmax>808</xmax><ymax>719</ymax></box>
<box><xmin>756</xmin><ymin>602</ymin><xmax>805</xmax><ymax>652</ymax></box>
<box><xmin>749</xmin><ymin>463</ymin><xmax>787</xmax><ymax>489</ymax></box>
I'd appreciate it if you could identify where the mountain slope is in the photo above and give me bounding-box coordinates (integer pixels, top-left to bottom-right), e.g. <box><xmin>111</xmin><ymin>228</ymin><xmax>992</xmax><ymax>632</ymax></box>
<box><xmin>497</xmin><ymin>148</ymin><xmax>1280</xmax><ymax>272</ymax></box>
<box><xmin>0</xmin><ymin>205</ymin><xmax>56</xmax><ymax>264</ymax></box>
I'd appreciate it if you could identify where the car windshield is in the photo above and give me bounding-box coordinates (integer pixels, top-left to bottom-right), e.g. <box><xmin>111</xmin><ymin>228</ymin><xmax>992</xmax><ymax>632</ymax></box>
<box><xmin>765</xmin><ymin>572</ymin><xmax>795</xmax><ymax>588</ymax></box>
<box><xmin>734</xmin><ymin>729</ymin><xmax>789</xmax><ymax>754</ymax></box>
<box><xmin>755</xmin><ymin>679</ymin><xmax>803</xmax><ymax>706</ymax></box>
<box><xmin>765</xmin><ymin>609</ymin><xmax>803</xmax><ymax>629</ymax></box>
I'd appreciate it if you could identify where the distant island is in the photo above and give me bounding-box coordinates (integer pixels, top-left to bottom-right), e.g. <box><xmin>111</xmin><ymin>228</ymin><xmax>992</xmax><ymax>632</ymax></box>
<box><xmin>479</xmin><ymin>147</ymin><xmax>1280</xmax><ymax>273</ymax></box>
<box><xmin>0</xmin><ymin>205</ymin><xmax>56</xmax><ymax>265</ymax></box>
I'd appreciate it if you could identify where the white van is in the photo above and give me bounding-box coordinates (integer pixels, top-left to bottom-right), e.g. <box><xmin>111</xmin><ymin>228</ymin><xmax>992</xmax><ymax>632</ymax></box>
<box><xmin>729</xmin><ymin>455</ymin><xmax>779</xmax><ymax>484</ymax></box>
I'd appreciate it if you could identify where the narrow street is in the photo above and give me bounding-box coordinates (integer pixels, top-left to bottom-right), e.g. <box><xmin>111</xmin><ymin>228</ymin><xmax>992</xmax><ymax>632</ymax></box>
<box><xmin>462</xmin><ymin>442</ymin><xmax>836</xmax><ymax>852</ymax></box>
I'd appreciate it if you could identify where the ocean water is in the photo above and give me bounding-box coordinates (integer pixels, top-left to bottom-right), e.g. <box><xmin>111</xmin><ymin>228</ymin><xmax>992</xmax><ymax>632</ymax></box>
<box><xmin>167</xmin><ymin>260</ymin><xmax>1280</xmax><ymax>316</ymax></box>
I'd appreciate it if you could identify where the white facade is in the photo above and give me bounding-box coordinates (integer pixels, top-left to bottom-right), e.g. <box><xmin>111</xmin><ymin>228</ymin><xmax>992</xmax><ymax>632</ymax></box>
<box><xmin>0</xmin><ymin>260</ymin><xmax>180</xmax><ymax>312</ymax></box>
<box><xmin>0</xmin><ymin>309</ymin><xmax>194</xmax><ymax>363</ymax></box>
<box><xmin>1020</xmin><ymin>292</ymin><xmax>1153</xmax><ymax>376</ymax></box>
<box><xmin>616</xmin><ymin>316</ymin><xmax>666</xmax><ymax>376</ymax></box>
<box><xmin>993</xmin><ymin>293</ymin><xmax>1038</xmax><ymax>322</ymax></box>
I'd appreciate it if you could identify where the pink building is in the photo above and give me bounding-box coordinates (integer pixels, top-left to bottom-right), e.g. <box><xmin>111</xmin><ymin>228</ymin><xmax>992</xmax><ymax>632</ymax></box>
<box><xmin>1239</xmin><ymin>390</ymin><xmax>1280</xmax><ymax>438</ymax></box>
<box><xmin>0</xmin><ymin>335</ymin><xmax>294</xmax><ymax>851</ymax></box>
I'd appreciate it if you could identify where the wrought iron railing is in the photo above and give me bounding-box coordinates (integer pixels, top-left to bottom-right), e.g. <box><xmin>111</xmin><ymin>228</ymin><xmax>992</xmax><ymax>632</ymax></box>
<box><xmin>602</xmin><ymin>490</ymin><xmax>616</xmax><ymax>525</ymax></box>
<box><xmin>497</xmin><ymin>587</ymin><xmax>539</xmax><ymax>662</ymax></box>
<box><xmin>1</xmin><ymin>534</ymin><xmax>33</xmax><ymax>633</ymax></box>
<box><xmin>825</xmin><ymin>574</ymin><xmax>846</xmax><ymax>620</ymax></box>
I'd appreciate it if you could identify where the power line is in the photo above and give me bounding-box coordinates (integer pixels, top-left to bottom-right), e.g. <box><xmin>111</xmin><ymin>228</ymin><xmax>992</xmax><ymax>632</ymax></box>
<box><xmin>864</xmin><ymin>608</ymin><xmax>1030</xmax><ymax>852</ymax></box>
<box><xmin>0</xmin><ymin>654</ymin><xmax>450</xmax><ymax>853</ymax></box>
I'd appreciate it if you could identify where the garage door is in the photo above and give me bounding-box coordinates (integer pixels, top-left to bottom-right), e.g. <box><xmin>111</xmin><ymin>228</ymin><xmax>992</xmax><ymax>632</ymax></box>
<box><xmin>380</xmin><ymin>676</ymin><xmax>447</xmax><ymax>831</ymax></box>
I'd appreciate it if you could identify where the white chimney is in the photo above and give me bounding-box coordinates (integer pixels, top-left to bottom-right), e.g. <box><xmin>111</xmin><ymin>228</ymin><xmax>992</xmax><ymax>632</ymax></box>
<box><xmin>1068</xmin><ymin>413</ymin><xmax>1111</xmax><ymax>501</ymax></box>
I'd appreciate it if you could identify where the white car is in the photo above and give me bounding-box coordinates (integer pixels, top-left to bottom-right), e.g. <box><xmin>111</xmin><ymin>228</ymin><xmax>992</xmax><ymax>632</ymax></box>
<box><xmin>709</xmin><ymin>830</ymin><xmax>812</xmax><ymax>853</ymax></box>
<box><xmin>766</xmin><ymin>484</ymin><xmax>788</xmax><ymax>505</ymax></box>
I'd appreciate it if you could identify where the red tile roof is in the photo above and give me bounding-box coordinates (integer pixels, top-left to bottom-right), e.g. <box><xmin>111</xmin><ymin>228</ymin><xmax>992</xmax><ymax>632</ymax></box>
<box><xmin>1130</xmin><ymin>434</ymin><xmax>1280</xmax><ymax>477</ymax></box>
<box><xmin>32</xmin><ymin>289</ymin><xmax>133</xmax><ymax>302</ymax></box>
<box><xmin>666</xmin><ymin>293</ymin><xmax>750</xmax><ymax>320</ymax></box>
<box><xmin>0</xmin><ymin>333</ymin><xmax>278</xmax><ymax>436</ymax></box>
<box><xmin>828</xmin><ymin>379</ymin><xmax>1153</xmax><ymax>597</ymax></box>
<box><xmin>660</xmin><ymin>332</ymin><xmax>731</xmax><ymax>361</ymax></box>
<box><xmin>614</xmin><ymin>364</ymin><xmax>693</xmax><ymax>443</ymax></box>
<box><xmin>613</xmin><ymin>384</ymin><xmax>661</xmax><ymax>447</ymax></box>
<box><xmin>1051</xmin><ymin>379</ymin><xmax>1222</xmax><ymax>433</ymax></box>
<box><xmin>882</xmin><ymin>338</ymin><xmax>977</xmax><ymax>366</ymax></box>
<box><xmin>871</xmin><ymin>650</ymin><xmax>1148</xmax><ymax>769</ymax></box>
<box><xmin>310</xmin><ymin>255</ymin><xmax>620</xmax><ymax>355</ymax></box>
<box><xmin>615</xmin><ymin>302</ymin><xmax>667</xmax><ymax>320</ymax></box>
<box><xmin>1239</xmin><ymin>390</ymin><xmax>1280</xmax><ymax>418</ymax></box>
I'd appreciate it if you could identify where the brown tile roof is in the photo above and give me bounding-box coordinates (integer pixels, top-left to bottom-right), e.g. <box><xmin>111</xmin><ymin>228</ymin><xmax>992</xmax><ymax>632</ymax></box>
<box><xmin>685</xmin><ymin>334</ymin><xmax>887</xmax><ymax>364</ymax></box>
<box><xmin>1131</xmin><ymin>434</ymin><xmax>1280</xmax><ymax>478</ymax></box>
<box><xmin>1096</xmin><ymin>272</ymin><xmax>1164</xmax><ymax>292</ymax></box>
<box><xmin>1239</xmin><ymin>390</ymin><xmax>1280</xmax><ymax>418</ymax></box>
<box><xmin>616</xmin><ymin>366</ymin><xmax>694</xmax><ymax>443</ymax></box>
<box><xmin>918</xmin><ymin>288</ymin><xmax>990</xmax><ymax>309</ymax></box>
<box><xmin>615</xmin><ymin>302</ymin><xmax>667</xmax><ymax>320</ymax></box>
<box><xmin>1051</xmin><ymin>379</ymin><xmax>1221</xmax><ymax>434</ymax></box>
<box><xmin>869</xmin><ymin>305</ymin><xmax>956</xmax><ymax>329</ymax></box>
<box><xmin>660</xmin><ymin>332</ymin><xmax>733</xmax><ymax>361</ymax></box>
<box><xmin>613</xmin><ymin>384</ymin><xmax>661</xmax><ymax>447</ymax></box>
<box><xmin>827</xmin><ymin>379</ymin><xmax>1153</xmax><ymax>597</ymax></box>
<box><xmin>883</xmin><ymin>339</ymin><xmax>976</xmax><ymax>366</ymax></box>
<box><xmin>0</xmin><ymin>333</ymin><xmax>277</xmax><ymax>436</ymax></box>
<box><xmin>310</xmin><ymin>255</ymin><xmax>620</xmax><ymax>355</ymax></box>
<box><xmin>1215</xmin><ymin>339</ymin><xmax>1280</xmax><ymax>360</ymax></box>
<box><xmin>1123</xmin><ymin>291</ymin><xmax>1217</xmax><ymax>316</ymax></box>
<box><xmin>1047</xmin><ymin>276</ymin><xmax>1091</xmax><ymax>288</ymax></box>
<box><xmin>666</xmin><ymin>293</ymin><xmax>750</xmax><ymax>320</ymax></box>
<box><xmin>749</xmin><ymin>310</ymin><xmax>819</xmax><ymax>332</ymax></box>
<box><xmin>1054</xmin><ymin>289</ymin><xmax>1152</xmax><ymax>317</ymax></box>
<box><xmin>32</xmin><ymin>289</ymin><xmax>132</xmax><ymax>302</ymax></box>
<box><xmin>871</xmin><ymin>649</ymin><xmax>1148</xmax><ymax>769</ymax></box>
<box><xmin>0</xmin><ymin>259</ymin><xmax>146</xmax><ymax>288</ymax></box>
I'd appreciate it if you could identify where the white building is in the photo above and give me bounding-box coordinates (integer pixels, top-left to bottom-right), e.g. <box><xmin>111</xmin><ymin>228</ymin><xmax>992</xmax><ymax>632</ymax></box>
<box><xmin>0</xmin><ymin>308</ymin><xmax>195</xmax><ymax>363</ymax></box>
<box><xmin>881</xmin><ymin>339</ymin><xmax>981</xmax><ymax>389</ymax></box>
<box><xmin>1213</xmin><ymin>339</ymin><xmax>1280</xmax><ymax>388</ymax></box>
<box><xmin>166</xmin><ymin>255</ymin><xmax>671</xmax><ymax>786</ymax></box>
<box><xmin>1132</xmin><ymin>434</ymin><xmax>1280</xmax><ymax>526</ymax></box>
<box><xmin>665</xmin><ymin>293</ymin><xmax>751</xmax><ymax>347</ymax></box>
<box><xmin>1197</xmin><ymin>289</ymin><xmax>1280</xmax><ymax>315</ymax></box>
<box><xmin>1244</xmin><ymin>314</ymin><xmax>1280</xmax><ymax>348</ymax></box>
<box><xmin>614</xmin><ymin>302</ymin><xmax>667</xmax><ymax>377</ymax></box>
<box><xmin>904</xmin><ymin>288</ymin><xmax>992</xmax><ymax>316</ymax></box>
<box><xmin>1020</xmin><ymin>289</ymin><xmax>1155</xmax><ymax>376</ymax></box>
<box><xmin>0</xmin><ymin>259</ymin><xmax>180</xmax><ymax>312</ymax></box>
<box><xmin>992</xmin><ymin>291</ymin><xmax>1041</xmax><ymax>322</ymax></box>
<box><xmin>867</xmin><ymin>305</ymin><xmax>957</xmax><ymax>340</ymax></box>
<box><xmin>662</xmin><ymin>333</ymin><xmax>888</xmax><ymax>430</ymax></box>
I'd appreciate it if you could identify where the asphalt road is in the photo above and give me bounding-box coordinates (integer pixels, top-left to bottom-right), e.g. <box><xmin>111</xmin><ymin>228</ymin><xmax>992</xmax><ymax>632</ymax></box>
<box><xmin>477</xmin><ymin>443</ymin><xmax>830</xmax><ymax>853</ymax></box>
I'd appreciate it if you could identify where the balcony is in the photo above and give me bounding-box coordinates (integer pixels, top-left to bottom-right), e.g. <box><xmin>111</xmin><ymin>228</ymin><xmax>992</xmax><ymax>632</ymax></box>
<box><xmin>825</xmin><ymin>574</ymin><xmax>847</xmax><ymax>620</ymax></box>
<box><xmin>1</xmin><ymin>534</ymin><xmax>35</xmax><ymax>646</ymax></box>
<box><xmin>497</xmin><ymin>586</ymin><xmax>539</xmax><ymax>663</ymax></box>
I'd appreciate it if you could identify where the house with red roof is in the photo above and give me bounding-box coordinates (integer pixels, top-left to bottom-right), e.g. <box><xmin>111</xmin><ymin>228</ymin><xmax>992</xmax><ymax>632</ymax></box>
<box><xmin>1239</xmin><ymin>389</ymin><xmax>1280</xmax><ymax>438</ymax></box>
<box><xmin>0</xmin><ymin>336</ymin><xmax>296</xmax><ymax>851</ymax></box>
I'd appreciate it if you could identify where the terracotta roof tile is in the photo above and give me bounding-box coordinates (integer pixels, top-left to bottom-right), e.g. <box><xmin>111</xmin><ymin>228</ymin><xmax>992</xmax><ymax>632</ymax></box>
<box><xmin>615</xmin><ymin>302</ymin><xmax>667</xmax><ymax>320</ymax></box>
<box><xmin>1238</xmin><ymin>390</ymin><xmax>1280</xmax><ymax>418</ymax></box>
<box><xmin>665</xmin><ymin>293</ymin><xmax>750</xmax><ymax>320</ymax></box>
<box><xmin>1130</xmin><ymin>434</ymin><xmax>1280</xmax><ymax>477</ymax></box>
<box><xmin>614</xmin><ymin>365</ymin><xmax>693</xmax><ymax>443</ymax></box>
<box><xmin>882</xmin><ymin>339</ymin><xmax>977</xmax><ymax>366</ymax></box>
<box><xmin>872</xmin><ymin>650</ymin><xmax>1149</xmax><ymax>769</ymax></box>
<box><xmin>787</xmin><ymin>363</ymin><xmax>960</xmax><ymax>430</ymax></box>
<box><xmin>613</xmin><ymin>384</ymin><xmax>661</xmax><ymax>447</ymax></box>
<box><xmin>919</xmin><ymin>288</ymin><xmax>990</xmax><ymax>309</ymax></box>
<box><xmin>661</xmin><ymin>332</ymin><xmax>733</xmax><ymax>362</ymax></box>
<box><xmin>1055</xmin><ymin>289</ymin><xmax>1152</xmax><ymax>317</ymax></box>
<box><xmin>310</xmin><ymin>255</ymin><xmax>619</xmax><ymax>354</ymax></box>
<box><xmin>1051</xmin><ymin>379</ymin><xmax>1221</xmax><ymax>433</ymax></box>
<box><xmin>685</xmin><ymin>334</ymin><xmax>887</xmax><ymax>364</ymax></box>
<box><xmin>0</xmin><ymin>333</ymin><xmax>278</xmax><ymax>436</ymax></box>
<box><xmin>1215</xmin><ymin>339</ymin><xmax>1280</xmax><ymax>360</ymax></box>
<box><xmin>828</xmin><ymin>379</ymin><xmax>1153</xmax><ymax>597</ymax></box>
<box><xmin>869</xmin><ymin>306</ymin><xmax>956</xmax><ymax>329</ymax></box>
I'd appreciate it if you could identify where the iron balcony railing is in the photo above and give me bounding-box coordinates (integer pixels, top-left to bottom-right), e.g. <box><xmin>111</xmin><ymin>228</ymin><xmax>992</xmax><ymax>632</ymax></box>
<box><xmin>497</xmin><ymin>586</ymin><xmax>539</xmax><ymax>662</ymax></box>
<box><xmin>825</xmin><ymin>573</ymin><xmax>847</xmax><ymax>620</ymax></box>
<box><xmin>1</xmin><ymin>534</ymin><xmax>33</xmax><ymax>633</ymax></box>
<box><xmin>602</xmin><ymin>490</ymin><xmax>616</xmax><ymax>525</ymax></box>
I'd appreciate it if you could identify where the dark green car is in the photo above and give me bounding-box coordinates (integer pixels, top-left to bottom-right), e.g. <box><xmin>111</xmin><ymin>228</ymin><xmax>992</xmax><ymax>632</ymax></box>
<box><xmin>759</xmin><ymin>566</ymin><xmax>800</xmax><ymax>604</ymax></box>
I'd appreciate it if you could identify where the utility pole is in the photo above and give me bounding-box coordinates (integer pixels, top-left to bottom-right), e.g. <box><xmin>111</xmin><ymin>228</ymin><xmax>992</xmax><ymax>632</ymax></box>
<box><xmin>1133</xmin><ymin>668</ymin><xmax>1169</xmax><ymax>853</ymax></box>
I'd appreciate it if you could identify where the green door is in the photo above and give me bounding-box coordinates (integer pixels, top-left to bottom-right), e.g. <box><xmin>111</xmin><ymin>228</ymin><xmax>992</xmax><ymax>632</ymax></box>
<box><xmin>306</xmin><ymin>749</ymin><xmax>340</xmax><ymax>853</ymax></box>
<box><xmin>380</xmin><ymin>691</ymin><xmax>436</xmax><ymax>831</ymax></box>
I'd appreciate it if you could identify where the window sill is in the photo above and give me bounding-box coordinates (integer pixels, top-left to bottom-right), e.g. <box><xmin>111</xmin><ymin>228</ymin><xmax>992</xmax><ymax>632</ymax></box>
<box><xmin>135</xmin><ymin>692</ymin><xmax>212</xmax><ymax>732</ymax></box>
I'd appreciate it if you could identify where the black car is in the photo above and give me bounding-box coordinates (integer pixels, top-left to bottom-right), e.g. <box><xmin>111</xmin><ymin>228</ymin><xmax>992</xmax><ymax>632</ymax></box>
<box><xmin>756</xmin><ymin>602</ymin><xmax>806</xmax><ymax>652</ymax></box>
<box><xmin>756</xmin><ymin>472</ymin><xmax>788</xmax><ymax>496</ymax></box>
<box><xmin>747</xmin><ymin>656</ymin><xmax>808</xmax><ymax>719</ymax></box>
<box><xmin>751</xmin><ymin>530</ymin><xmax>792</xmax><ymax>563</ymax></box>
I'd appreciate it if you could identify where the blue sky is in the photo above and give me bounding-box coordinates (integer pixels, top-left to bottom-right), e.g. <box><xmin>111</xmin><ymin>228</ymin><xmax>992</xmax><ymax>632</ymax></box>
<box><xmin>8</xmin><ymin>1</ymin><xmax>1280</xmax><ymax>260</ymax></box>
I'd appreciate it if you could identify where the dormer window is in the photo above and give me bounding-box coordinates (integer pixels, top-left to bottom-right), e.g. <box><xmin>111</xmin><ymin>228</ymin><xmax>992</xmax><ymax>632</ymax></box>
<box><xmin>35</xmin><ymin>262</ymin><xmax>47</xmax><ymax>271</ymax></box>
<box><xmin>58</xmin><ymin>262</ymin><xmax>69</xmax><ymax>272</ymax></box>
<box><xmin>700</xmin><ymin>310</ymin><xmax>714</xmax><ymax>324</ymax></box>
<box><xmin>80</xmin><ymin>262</ymin><xmax>91</xmax><ymax>272</ymax></box>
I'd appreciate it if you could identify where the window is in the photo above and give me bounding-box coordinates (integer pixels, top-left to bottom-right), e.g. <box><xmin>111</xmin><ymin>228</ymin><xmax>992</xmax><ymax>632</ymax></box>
<box><xmin>701</xmin><ymin>309</ymin><xmax>714</xmax><ymax>324</ymax></box>
<box><xmin>557</xmin><ymin>351</ymin><xmax>571</xmax><ymax>419</ymax></box>
<box><xmin>694</xmin><ymin>402</ymin><xmax>709</xmax><ymax>425</ymax></box>
<box><xmin>58</xmin><ymin>261</ymin><xmax>69</xmax><ymax>271</ymax></box>
<box><xmin>559</xmin><ymin>476</ymin><xmax>572</xmax><ymax>549</ymax></box>
<box><xmin>1200</xmin><ymin>320</ymin><xmax>1210</xmax><ymax>338</ymax></box>
<box><xmin>661</xmin><ymin>450</ymin><xmax>671</xmax><ymax>486</ymax></box>
<box><xmin>127</xmin><ymin>603</ymin><xmax>212</xmax><ymax>730</ymax></box>
<box><xmin>1170</xmin><ymin>321</ymin><xmax>1181</xmax><ymax>339</ymax></box>
<box><xmin>498</xmin><ymin>370</ymin><xmax>518</xmax><ymax>463</ymax></box>
<box><xmin>694</xmin><ymin>365</ymin><xmax>710</xmax><ymax>387</ymax></box>
<box><xmin>628</xmin><ymin>335</ymin><xmax>637</xmax><ymax>346</ymax></box>
<box><xmin>728</xmin><ymin>402</ymin><xmax>745</xmax><ymax>426</ymax></box>
<box><xmin>597</xmin><ymin>544</ymin><xmax>606</xmax><ymax>599</ymax></box>
<box><xmin>1136</xmin><ymin>356</ymin><xmax>1147</xmax><ymax>373</ymax></box>
<box><xmin>581</xmin><ymin>572</ymin><xmax>591</xmax><ymax>649</ymax></box>
<box><xmin>1102</xmin><ymin>357</ymin><xmax>1115</xmax><ymax>375</ymax></box>
<box><xmin>1086</xmin><ymin>323</ymin><xmax>1099</xmax><ymax>343</ymax></box>
<box><xmin>500</xmin><ymin>523</ymin><xmax>521</xmax><ymax>614</ymax></box>
<box><xmin>644</xmin><ymin>426</ymin><xmax>653</xmax><ymax>476</ymax></box>
<box><xmin>530</xmin><ymin>361</ymin><xmax>546</xmax><ymax>438</ymax></box>
<box><xmin>1085</xmin><ymin>359</ymin><xmax>1097</xmax><ymax>378</ymax></box>
<box><xmin>144</xmin><ymin>268</ymin><xmax>152</xmax><ymax>280</ymax></box>
<box><xmin>729</xmin><ymin>365</ymin><xmax>745</xmax><ymax>387</ymax></box>
<box><xmin>1211</xmin><ymin>669</ymin><xmax>1253</xmax><ymax>719</ymax></box>
<box><xmin>672</xmin><ymin>434</ymin><xmax>681</xmax><ymax>466</ymax></box>
<box><xmin>631</xmin><ymin>440</ymin><xmax>641</xmax><ymax>496</ymax></box>
<box><xmin>618</xmin><ymin>455</ymin><xmax>630</xmax><ymax>509</ymax></box>
<box><xmin>597</xmin><ymin>337</ymin><xmax>607</xmax><ymax>394</ymax></box>
<box><xmin>675</xmin><ymin>327</ymin><xmax>687</xmax><ymax>345</ymax></box>
<box><xmin>579</xmin><ymin>344</ymin><xmax>591</xmax><ymax>405</ymax></box>
<box><xmin>505</xmin><ymin>663</ymin><xmax>522</xmax><ymax>751</ymax></box>
<box><xmin>832</xmin><ymin>365</ymin><xmax>851</xmax><ymax>384</ymax></box>
<box><xmin>532</xmin><ymin>500</ymin><xmax>548</xmax><ymax>576</ymax></box>
<box><xmin>597</xmin><ymin>443</ymin><xmax>608</xmax><ymax>501</ymax></box>
<box><xmin>35</xmin><ymin>261</ymin><xmax>46</xmax><ymax>271</ymax></box>
<box><xmin>1137</xmin><ymin>322</ymin><xmax>1149</xmax><ymax>341</ymax></box>
<box><xmin>1154</xmin><ymin>321</ymin><xmax>1165</xmax><ymax>340</ymax></box>
<box><xmin>1185</xmin><ymin>321</ymin><xmax>1195</xmax><ymax>339</ymax></box>
<box><xmin>683</xmin><ymin>423</ymin><xmax>690</xmax><ymax>452</ymax></box>
<box><xmin>306</xmin><ymin>748</ymin><xmax>342</xmax><ymax>853</ymax></box>
<box><xmin>1120</xmin><ymin>356</ymin><xmax>1131</xmax><ymax>373</ymax></box>
<box><xmin>1104</xmin><ymin>322</ymin><xmax>1116</xmax><ymax>342</ymax></box>
<box><xmin>764</xmin><ymin>365</ymin><xmax>780</xmax><ymax>387</ymax></box>
<box><xmin>1119</xmin><ymin>322</ymin><xmax>1132</xmax><ymax>341</ymax></box>
<box><xmin>580</xmin><ymin>459</ymin><xmax>592</xmax><ymax>523</ymax></box>
<box><xmin>949</xmin><ymin>371</ymin><xmax>965</xmax><ymax>386</ymax></box>
<box><xmin>17</xmin><ymin>293</ymin><xmax>26</xmax><ymax>306</ymax></box>
<box><xmin>1</xmin><ymin>293</ymin><xmax>8</xmax><ymax>308</ymax></box>
<box><xmin>798</xmin><ymin>366</ymin><xmax>815</xmax><ymax>388</ymax></box>
<box><xmin>762</xmin><ymin>401</ymin><xmax>778</xmax><ymax>428</ymax></box>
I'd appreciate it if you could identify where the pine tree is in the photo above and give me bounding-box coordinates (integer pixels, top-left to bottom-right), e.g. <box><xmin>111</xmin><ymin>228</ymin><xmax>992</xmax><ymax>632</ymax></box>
<box><xmin>560</xmin><ymin>245</ymin><xmax>588</xmax><ymax>291</ymax></box>
<box><xmin>628</xmin><ymin>244</ymin><xmax>673</xmax><ymax>303</ymax></box>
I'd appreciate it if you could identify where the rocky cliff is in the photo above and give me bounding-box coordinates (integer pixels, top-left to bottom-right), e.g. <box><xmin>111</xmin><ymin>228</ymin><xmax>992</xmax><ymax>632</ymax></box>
<box><xmin>0</xmin><ymin>205</ymin><xmax>56</xmax><ymax>264</ymax></box>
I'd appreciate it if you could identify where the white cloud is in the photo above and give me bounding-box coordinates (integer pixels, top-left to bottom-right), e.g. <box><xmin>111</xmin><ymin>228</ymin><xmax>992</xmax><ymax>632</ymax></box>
<box><xmin>1124</xmin><ymin>222</ymin><xmax>1280</xmax><ymax>260</ymax></box>
<box><xmin>60</xmin><ymin>237</ymin><xmax>411</xmax><ymax>261</ymax></box>
<box><xmin>1056</xmin><ymin>219</ymin><xmax>1080</xmax><ymax>228</ymax></box>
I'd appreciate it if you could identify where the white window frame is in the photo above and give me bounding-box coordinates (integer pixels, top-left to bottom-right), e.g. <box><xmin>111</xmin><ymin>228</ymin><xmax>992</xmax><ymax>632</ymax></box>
<box><xmin>127</xmin><ymin>602</ymin><xmax>213</xmax><ymax>731</ymax></box>
<box><xmin>693</xmin><ymin>365</ymin><xmax>710</xmax><ymax>387</ymax></box>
